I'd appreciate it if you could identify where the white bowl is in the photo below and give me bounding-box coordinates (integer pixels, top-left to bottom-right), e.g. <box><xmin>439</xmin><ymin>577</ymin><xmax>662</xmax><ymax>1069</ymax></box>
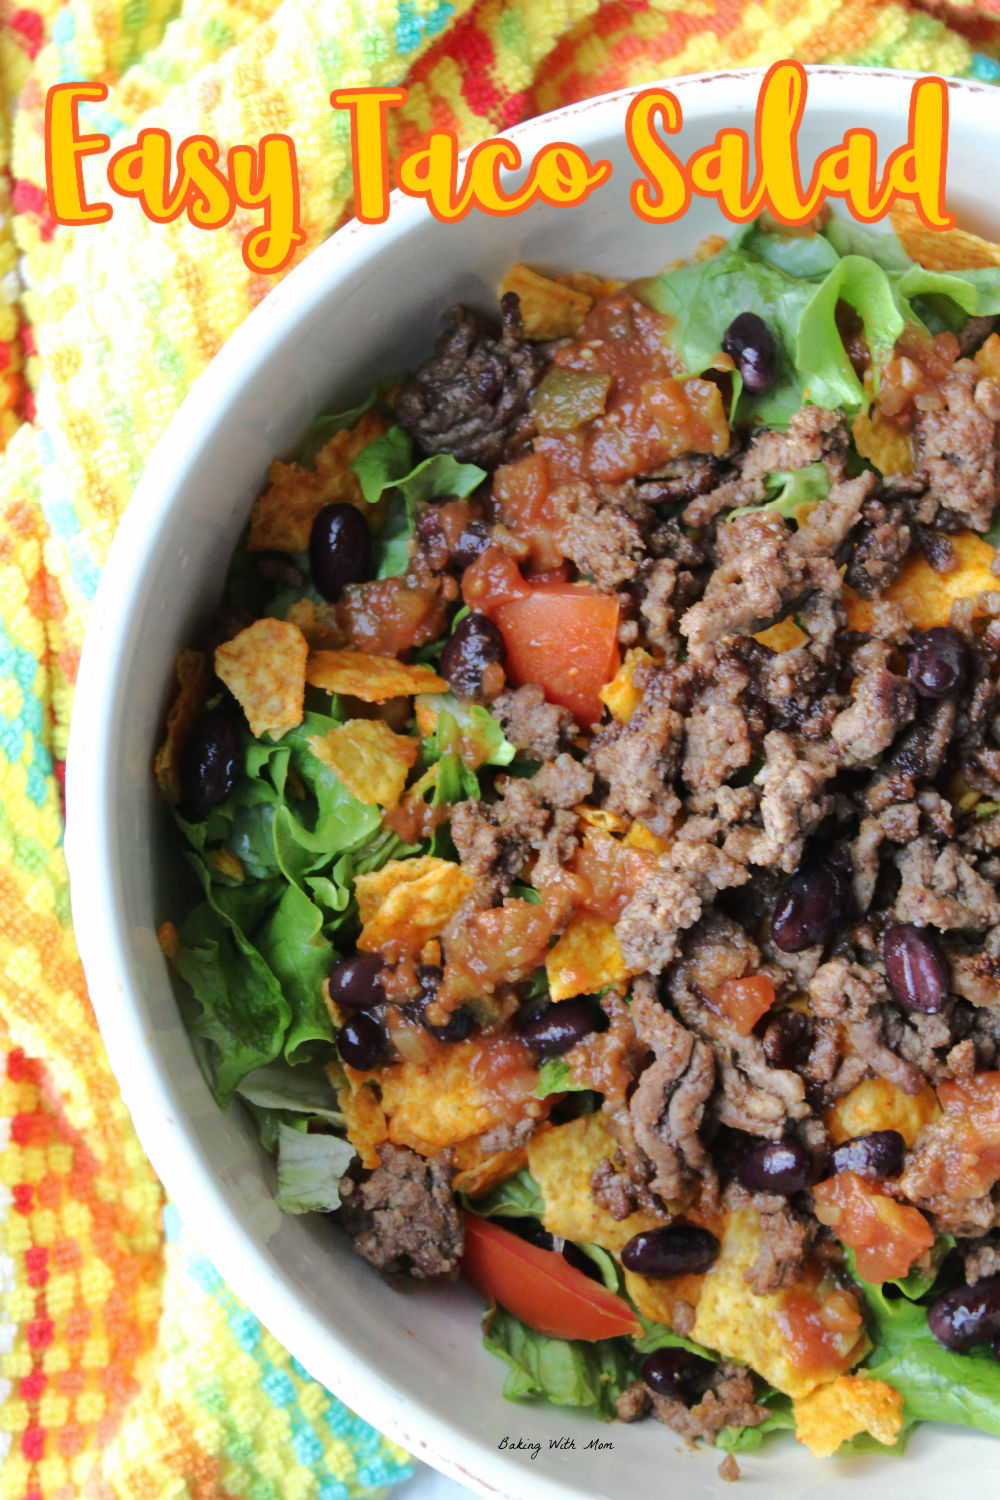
<box><xmin>67</xmin><ymin>66</ymin><xmax>1000</xmax><ymax>1500</ymax></box>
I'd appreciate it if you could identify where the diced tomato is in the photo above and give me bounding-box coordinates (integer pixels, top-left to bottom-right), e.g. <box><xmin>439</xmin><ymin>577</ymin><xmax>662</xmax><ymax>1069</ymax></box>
<box><xmin>571</xmin><ymin>832</ymin><xmax>658</xmax><ymax>922</ymax></box>
<box><xmin>707</xmin><ymin>975</ymin><xmax>776</xmax><ymax>1036</ymax></box>
<box><xmin>462</xmin><ymin>1214</ymin><xmax>642</xmax><ymax>1342</ymax></box>
<box><xmin>461</xmin><ymin>546</ymin><xmax>530</xmax><ymax>614</ymax></box>
<box><xmin>812</xmin><ymin>1171</ymin><xmax>934</xmax><ymax>1282</ymax></box>
<box><xmin>493</xmin><ymin>583</ymin><xmax>620</xmax><ymax>726</ymax></box>
<box><xmin>492</xmin><ymin>454</ymin><xmax>565</xmax><ymax>572</ymax></box>
<box><xmin>919</xmin><ymin>1071</ymin><xmax>1000</xmax><ymax>1201</ymax></box>
<box><xmin>442</xmin><ymin>898</ymin><xmax>560</xmax><ymax>1002</ymax></box>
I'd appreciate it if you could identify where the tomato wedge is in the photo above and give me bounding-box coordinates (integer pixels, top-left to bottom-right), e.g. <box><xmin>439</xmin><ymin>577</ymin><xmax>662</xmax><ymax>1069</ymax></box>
<box><xmin>462</xmin><ymin>1214</ymin><xmax>641</xmax><ymax>1341</ymax></box>
<box><xmin>493</xmin><ymin>583</ymin><xmax>620</xmax><ymax>726</ymax></box>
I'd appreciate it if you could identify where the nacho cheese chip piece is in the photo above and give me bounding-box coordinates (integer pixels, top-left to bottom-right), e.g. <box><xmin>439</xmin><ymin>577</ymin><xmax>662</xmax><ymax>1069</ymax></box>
<box><xmin>755</xmin><ymin>617</ymin><xmax>809</xmax><ymax>652</ymax></box>
<box><xmin>527</xmin><ymin>1113</ymin><xmax>667</xmax><ymax>1254</ymax></box>
<box><xmin>545</xmin><ymin>911</ymin><xmax>629</xmax><ymax>1002</ymax></box>
<box><xmin>691</xmin><ymin>1209</ymin><xmax>868</xmax><ymax>1397</ymax></box>
<box><xmin>890</xmin><ymin>201</ymin><xmax>1000</xmax><ymax>272</ymax></box>
<box><xmin>306</xmin><ymin>649</ymin><xmax>447</xmax><ymax>701</ymax></box>
<box><xmin>599</xmin><ymin>647</ymin><xmax>652</xmax><ymax>723</ymax></box>
<box><xmin>499</xmin><ymin>263</ymin><xmax>594</xmax><ymax>339</ymax></box>
<box><xmin>247</xmin><ymin>409</ymin><xmax>390</xmax><ymax>552</ymax></box>
<box><xmin>452</xmin><ymin>1136</ymin><xmax>532</xmax><ymax>1198</ymax></box>
<box><xmin>337</xmin><ymin>1078</ymin><xmax>390</xmax><ymax>1169</ymax></box>
<box><xmin>153</xmin><ymin>648</ymin><xmax>211</xmax><ymax>804</ymax></box>
<box><xmin>285</xmin><ymin>598</ymin><xmax>343</xmax><ymax>650</ymax></box>
<box><xmin>852</xmin><ymin>406</ymin><xmax>913</xmax><ymax>477</ymax></box>
<box><xmin>308</xmin><ymin>719</ymin><xmax>418</xmax><ymax>807</ymax></box>
<box><xmin>215</xmin><ymin>618</ymin><xmax>308</xmax><ymax>740</ymax></box>
<box><xmin>825</xmin><ymin>1075</ymin><xmax>940</xmax><ymax>1148</ymax></box>
<box><xmin>793</xmin><ymin>1375</ymin><xmax>904</xmax><ymax>1458</ymax></box>
<box><xmin>845</xmin><ymin>532</ymin><xmax>998</xmax><ymax>633</ymax></box>
<box><xmin>354</xmin><ymin>856</ymin><xmax>474</xmax><ymax>958</ymax></box>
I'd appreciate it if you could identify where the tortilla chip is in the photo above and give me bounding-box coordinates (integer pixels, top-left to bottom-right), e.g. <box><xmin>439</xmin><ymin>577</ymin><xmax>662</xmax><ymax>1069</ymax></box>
<box><xmin>599</xmin><ymin>647</ymin><xmax>652</xmax><ymax>723</ymax></box>
<box><xmin>157</xmin><ymin>921</ymin><xmax>180</xmax><ymax>963</ymax></box>
<box><xmin>692</xmin><ymin>1210</ymin><xmax>868</xmax><ymax>1397</ymax></box>
<box><xmin>793</xmin><ymin>1375</ymin><xmax>904</xmax><ymax>1458</ymax></box>
<box><xmin>574</xmin><ymin>805</ymin><xmax>629</xmax><ymax>836</ymax></box>
<box><xmin>247</xmin><ymin>409</ymin><xmax>390</xmax><ymax>552</ymax></box>
<box><xmin>285</xmin><ymin>598</ymin><xmax>344</xmax><ymax>650</ymax></box>
<box><xmin>852</xmin><ymin>407</ymin><xmax>913</xmax><ymax>477</ymax></box>
<box><xmin>354</xmin><ymin>856</ymin><xmax>474</xmax><ymax>958</ymax></box>
<box><xmin>890</xmin><ymin>201</ymin><xmax>1000</xmax><ymax>272</ymax></box>
<box><xmin>308</xmin><ymin>719</ymin><xmax>418</xmax><ymax>808</ymax></box>
<box><xmin>306</xmin><ymin>649</ymin><xmax>447</xmax><ymax>702</ymax></box>
<box><xmin>215</xmin><ymin>618</ymin><xmax>308</xmax><ymax>740</ymax></box>
<box><xmin>556</xmin><ymin>270</ymin><xmax>625</xmax><ymax>300</ymax></box>
<box><xmin>825</xmin><ymin>1075</ymin><xmax>940</xmax><ymax>1148</ymax></box>
<box><xmin>207</xmin><ymin>848</ymin><xmax>245</xmax><ymax>883</ymax></box>
<box><xmin>545</xmin><ymin>911</ymin><xmax>629</xmax><ymax>1002</ymax></box>
<box><xmin>153</xmin><ymin>648</ymin><xmax>211</xmax><ymax>804</ymax></box>
<box><xmin>845</xmin><ymin>531</ymin><xmax>998</xmax><ymax>633</ymax></box>
<box><xmin>452</xmin><ymin>1139</ymin><xmax>531</xmax><ymax>1198</ymax></box>
<box><xmin>527</xmin><ymin>1113</ymin><xmax>667</xmax><ymax>1254</ymax></box>
<box><xmin>623</xmin><ymin>1268</ymin><xmax>715</xmax><ymax>1336</ymax></box>
<box><xmin>337</xmin><ymin>1079</ymin><xmax>389</xmax><ymax>1169</ymax></box>
<box><xmin>373</xmin><ymin>1032</ymin><xmax>542</xmax><ymax>1155</ymax></box>
<box><xmin>754</xmin><ymin>617</ymin><xmax>808</xmax><ymax>652</ymax></box>
<box><xmin>499</xmin><ymin>263</ymin><xmax>593</xmax><ymax>339</ymax></box>
<box><xmin>623</xmin><ymin>821</ymin><xmax>670</xmax><ymax>854</ymax></box>
<box><xmin>975</xmin><ymin>332</ymin><xmax>1000</xmax><ymax>382</ymax></box>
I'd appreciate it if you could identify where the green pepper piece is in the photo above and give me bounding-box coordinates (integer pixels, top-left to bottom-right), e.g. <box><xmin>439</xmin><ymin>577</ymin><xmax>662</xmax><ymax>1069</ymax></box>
<box><xmin>532</xmin><ymin>369</ymin><xmax>613</xmax><ymax>436</ymax></box>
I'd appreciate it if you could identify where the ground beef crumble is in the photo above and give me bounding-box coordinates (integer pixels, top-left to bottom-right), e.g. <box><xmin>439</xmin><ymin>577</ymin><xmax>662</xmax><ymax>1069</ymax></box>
<box><xmin>337</xmin><ymin>1145</ymin><xmax>463</xmax><ymax>1278</ymax></box>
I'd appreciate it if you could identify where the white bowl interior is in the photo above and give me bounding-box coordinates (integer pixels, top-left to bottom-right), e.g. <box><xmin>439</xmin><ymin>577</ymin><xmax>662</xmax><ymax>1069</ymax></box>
<box><xmin>67</xmin><ymin>68</ymin><xmax>1000</xmax><ymax>1499</ymax></box>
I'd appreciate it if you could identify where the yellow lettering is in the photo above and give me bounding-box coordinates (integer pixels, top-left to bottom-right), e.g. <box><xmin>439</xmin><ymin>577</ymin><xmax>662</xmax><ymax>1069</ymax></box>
<box><xmin>230</xmin><ymin>135</ymin><xmax>305</xmax><ymax>275</ymax></box>
<box><xmin>330</xmin><ymin>87</ymin><xmax>407</xmax><ymax>224</ymax></box>
<box><xmin>625</xmin><ymin>90</ymin><xmax>689</xmax><ymax>223</ymax></box>
<box><xmin>45</xmin><ymin>83</ymin><xmax>111</xmax><ymax>225</ymax></box>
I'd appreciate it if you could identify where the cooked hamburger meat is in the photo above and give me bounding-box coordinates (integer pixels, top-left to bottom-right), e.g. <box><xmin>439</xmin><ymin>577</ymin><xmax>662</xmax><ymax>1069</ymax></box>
<box><xmin>616</xmin><ymin>1362</ymin><xmax>769</xmax><ymax>1441</ymax></box>
<box><xmin>913</xmin><ymin>359</ymin><xmax>1000</xmax><ymax>531</ymax></box>
<box><xmin>337</xmin><ymin>1144</ymin><xmax>463</xmax><ymax>1278</ymax></box>
<box><xmin>394</xmin><ymin>295</ymin><xmax>545</xmax><ymax>467</ymax></box>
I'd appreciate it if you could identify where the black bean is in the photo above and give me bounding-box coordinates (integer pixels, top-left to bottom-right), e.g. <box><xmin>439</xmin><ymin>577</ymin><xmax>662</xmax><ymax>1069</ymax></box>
<box><xmin>337</xmin><ymin>1011</ymin><xmax>391</xmax><ymax>1071</ymax></box>
<box><xmin>329</xmin><ymin>953</ymin><xmax>386</xmax><ymax>1011</ymax></box>
<box><xmin>722</xmin><ymin>312</ymin><xmax>778</xmax><ymax>396</ymax></box>
<box><xmin>179</xmin><ymin>706</ymin><xmax>240</xmax><ymax>817</ymax></box>
<box><xmin>883</xmin><ymin>924</ymin><xmax>950</xmax><ymax>1014</ymax></box>
<box><xmin>414</xmin><ymin>964</ymin><xmax>476</xmax><ymax>1043</ymax></box>
<box><xmin>831</xmin><ymin>1129</ymin><xmax>905</xmax><ymax>1180</ymax></box>
<box><xmin>521</xmin><ymin>999</ymin><xmax>597</xmax><ymax>1060</ymax></box>
<box><xmin>771</xmin><ymin>859</ymin><xmax>850</xmax><ymax>953</ymax></box>
<box><xmin>908</xmin><ymin>627</ymin><xmax>969</xmax><ymax>699</ymax></box>
<box><xmin>440</xmin><ymin>613</ymin><xmax>504</xmax><ymax>699</ymax></box>
<box><xmin>308</xmin><ymin>502</ymin><xmax>372</xmax><ymax>602</ymax></box>
<box><xmin>928</xmin><ymin>1276</ymin><xmax>1000</xmax><ymax>1351</ymax></box>
<box><xmin>738</xmin><ymin>1137</ymin><xmax>812</xmax><ymax>1195</ymax></box>
<box><xmin>640</xmin><ymin>1347</ymin><xmax>715</xmax><ymax>1402</ymax></box>
<box><xmin>760</xmin><ymin>1009</ymin><xmax>812</xmax><ymax>1071</ymax></box>
<box><xmin>452</xmin><ymin>520</ymin><xmax>492</xmax><ymax>570</ymax></box>
<box><xmin>621</xmin><ymin>1224</ymin><xmax>720</xmax><ymax>1278</ymax></box>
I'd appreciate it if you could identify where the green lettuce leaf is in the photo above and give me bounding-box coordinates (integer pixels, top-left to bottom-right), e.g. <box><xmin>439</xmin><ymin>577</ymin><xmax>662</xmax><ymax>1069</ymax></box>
<box><xmin>534</xmin><ymin>1057</ymin><xmax>592</xmax><ymax>1099</ymax></box>
<box><xmin>858</xmin><ymin>1277</ymin><xmax>1000</xmax><ymax>1437</ymax></box>
<box><xmin>717</xmin><ymin>1394</ymin><xmax>796</xmax><ymax>1453</ymax></box>
<box><xmin>463</xmin><ymin>1169</ymin><xmax>544</xmax><ymax>1219</ymax></box>
<box><xmin>730</xmin><ymin>463</ymin><xmax>830</xmax><ymax>523</ymax></box>
<box><xmin>254</xmin><ymin>882</ymin><xmax>336</xmax><ymax>1061</ymax></box>
<box><xmin>274</xmin><ymin>1124</ymin><xmax>356</xmax><ymax>1213</ymax></box>
<box><xmin>630</xmin><ymin>1310</ymin><xmax>720</xmax><ymax>1362</ymax></box>
<box><xmin>795</xmin><ymin>254</ymin><xmax>905</xmax><ymax>409</ymax></box>
<box><xmin>481</xmin><ymin>1306</ymin><xmax>634</xmax><ymax>1419</ymax></box>
<box><xmin>235</xmin><ymin>1059</ymin><xmax>345</xmax><ymax>1125</ymax></box>
<box><xmin>419</xmin><ymin>692</ymin><xmax>516</xmax><ymax>768</ymax></box>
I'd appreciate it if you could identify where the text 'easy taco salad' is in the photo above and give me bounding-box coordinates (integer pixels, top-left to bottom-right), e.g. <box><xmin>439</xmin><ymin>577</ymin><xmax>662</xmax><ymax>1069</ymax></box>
<box><xmin>155</xmin><ymin>201</ymin><xmax>1000</xmax><ymax>1466</ymax></box>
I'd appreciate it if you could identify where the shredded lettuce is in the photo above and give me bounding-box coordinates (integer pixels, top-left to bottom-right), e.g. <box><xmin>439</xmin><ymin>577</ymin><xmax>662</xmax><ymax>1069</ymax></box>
<box><xmin>463</xmin><ymin>1169</ymin><xmax>545</xmax><ymax>1219</ymax></box>
<box><xmin>482</xmin><ymin>1306</ymin><xmax>634</xmax><ymax>1419</ymax></box>
<box><xmin>534</xmin><ymin>1056</ymin><xmax>591</xmax><ymax>1099</ymax></box>
<box><xmin>274</xmin><ymin>1124</ymin><xmax>356</xmax><ymax>1213</ymax></box>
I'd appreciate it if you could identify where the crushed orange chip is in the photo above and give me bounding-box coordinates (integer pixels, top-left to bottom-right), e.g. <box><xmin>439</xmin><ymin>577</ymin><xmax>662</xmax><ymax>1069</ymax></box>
<box><xmin>890</xmin><ymin>200</ymin><xmax>1000</xmax><ymax>272</ymax></box>
<box><xmin>452</xmin><ymin>1138</ymin><xmax>532</xmax><ymax>1198</ymax></box>
<box><xmin>754</xmin><ymin>617</ymin><xmax>808</xmax><ymax>652</ymax></box>
<box><xmin>354</xmin><ymin>856</ymin><xmax>474</xmax><ymax>958</ymax></box>
<box><xmin>574</xmin><ymin>805</ymin><xmax>629</xmax><ymax>836</ymax></box>
<box><xmin>556</xmin><ymin>270</ymin><xmax>625</xmax><ymax>300</ymax></box>
<box><xmin>692</xmin><ymin>1210</ymin><xmax>868</xmax><ymax>1397</ymax></box>
<box><xmin>845</xmin><ymin>531</ymin><xmax>997</xmax><ymax>632</ymax></box>
<box><xmin>370</xmin><ymin>1031</ymin><xmax>541</xmax><ymax>1155</ymax></box>
<box><xmin>336</xmin><ymin>1078</ymin><xmax>389</xmax><ymax>1169</ymax></box>
<box><xmin>793</xmin><ymin>1375</ymin><xmax>904</xmax><ymax>1457</ymax></box>
<box><xmin>599</xmin><ymin>647</ymin><xmax>652</xmax><ymax>723</ymax></box>
<box><xmin>308</xmin><ymin>719</ymin><xmax>418</xmax><ymax>808</ymax></box>
<box><xmin>285</xmin><ymin>598</ymin><xmax>344</xmax><ymax>650</ymax></box>
<box><xmin>153</xmin><ymin>648</ymin><xmax>211</xmax><ymax>804</ymax></box>
<box><xmin>527</xmin><ymin>1113</ymin><xmax>667</xmax><ymax>1254</ymax></box>
<box><xmin>157</xmin><ymin>921</ymin><xmax>180</xmax><ymax>963</ymax></box>
<box><xmin>498</xmin><ymin>263</ymin><xmax>593</xmax><ymax>339</ymax></box>
<box><xmin>306</xmin><ymin>649</ymin><xmax>447</xmax><ymax>701</ymax></box>
<box><xmin>976</xmin><ymin>333</ymin><xmax>1000</xmax><ymax>382</ymax></box>
<box><xmin>215</xmin><ymin>618</ymin><xmax>308</xmax><ymax>740</ymax></box>
<box><xmin>852</xmin><ymin>406</ymin><xmax>913</xmax><ymax>476</ymax></box>
<box><xmin>207</xmin><ymin>848</ymin><xmax>245</xmax><ymax>882</ymax></box>
<box><xmin>623</xmin><ymin>821</ymin><xmax>670</xmax><ymax>854</ymax></box>
<box><xmin>825</xmin><ymin>1075</ymin><xmax>940</xmax><ymax>1149</ymax></box>
<box><xmin>545</xmin><ymin>911</ymin><xmax>629</xmax><ymax>1002</ymax></box>
<box><xmin>247</xmin><ymin>409</ymin><xmax>390</xmax><ymax>552</ymax></box>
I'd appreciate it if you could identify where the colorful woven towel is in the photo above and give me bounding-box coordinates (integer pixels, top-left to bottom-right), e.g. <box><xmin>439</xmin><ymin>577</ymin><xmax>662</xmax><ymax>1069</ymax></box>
<box><xmin>1</xmin><ymin>1</ymin><xmax>999</xmax><ymax>1495</ymax></box>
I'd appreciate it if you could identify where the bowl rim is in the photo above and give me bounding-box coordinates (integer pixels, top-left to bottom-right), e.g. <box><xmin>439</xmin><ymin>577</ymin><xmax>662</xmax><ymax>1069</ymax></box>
<box><xmin>66</xmin><ymin>64</ymin><xmax>997</xmax><ymax>1500</ymax></box>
